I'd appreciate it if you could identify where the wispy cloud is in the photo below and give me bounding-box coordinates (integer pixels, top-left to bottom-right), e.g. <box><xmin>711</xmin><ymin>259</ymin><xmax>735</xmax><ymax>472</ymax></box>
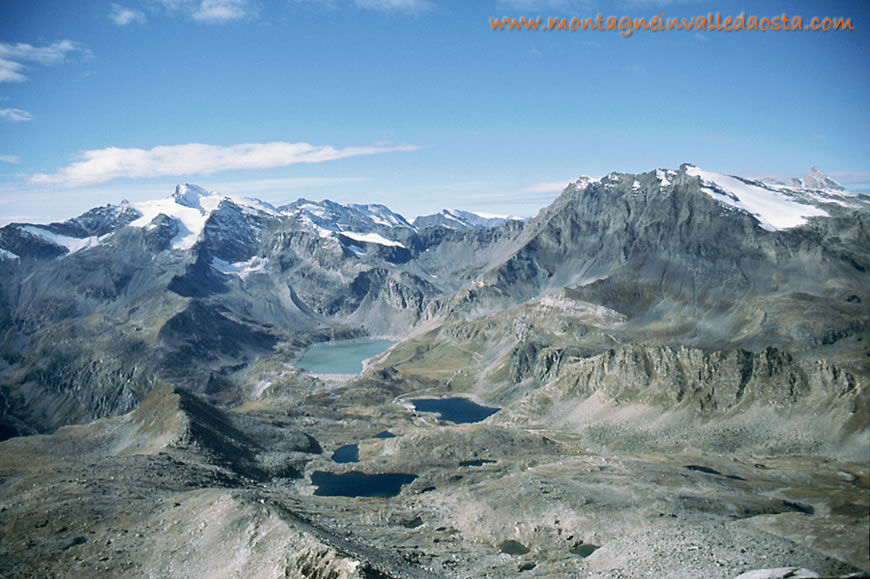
<box><xmin>0</xmin><ymin>108</ymin><xmax>32</xmax><ymax>122</ymax></box>
<box><xmin>110</xmin><ymin>4</ymin><xmax>147</xmax><ymax>25</ymax></box>
<box><xmin>353</xmin><ymin>0</ymin><xmax>431</xmax><ymax>13</ymax></box>
<box><xmin>0</xmin><ymin>155</ymin><xmax>21</xmax><ymax>164</ymax></box>
<box><xmin>29</xmin><ymin>141</ymin><xmax>421</xmax><ymax>187</ymax></box>
<box><xmin>0</xmin><ymin>40</ymin><xmax>86</xmax><ymax>83</ymax></box>
<box><xmin>830</xmin><ymin>171</ymin><xmax>870</xmax><ymax>185</ymax></box>
<box><xmin>294</xmin><ymin>0</ymin><xmax>432</xmax><ymax>14</ymax></box>
<box><xmin>157</xmin><ymin>0</ymin><xmax>259</xmax><ymax>22</ymax></box>
<box><xmin>208</xmin><ymin>176</ymin><xmax>368</xmax><ymax>194</ymax></box>
<box><xmin>497</xmin><ymin>0</ymin><xmax>593</xmax><ymax>12</ymax></box>
<box><xmin>519</xmin><ymin>180</ymin><xmax>571</xmax><ymax>194</ymax></box>
<box><xmin>410</xmin><ymin>180</ymin><xmax>490</xmax><ymax>194</ymax></box>
<box><xmin>620</xmin><ymin>0</ymin><xmax>699</xmax><ymax>7</ymax></box>
<box><xmin>465</xmin><ymin>179</ymin><xmax>572</xmax><ymax>203</ymax></box>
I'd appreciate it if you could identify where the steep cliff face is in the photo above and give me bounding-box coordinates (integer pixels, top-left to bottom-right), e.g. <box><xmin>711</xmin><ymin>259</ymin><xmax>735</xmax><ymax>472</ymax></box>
<box><xmin>498</xmin><ymin>341</ymin><xmax>866</xmax><ymax>458</ymax></box>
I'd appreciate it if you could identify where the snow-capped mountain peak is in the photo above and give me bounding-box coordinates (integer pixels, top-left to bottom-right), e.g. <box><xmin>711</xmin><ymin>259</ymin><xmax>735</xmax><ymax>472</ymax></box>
<box><xmin>787</xmin><ymin>167</ymin><xmax>846</xmax><ymax>192</ymax></box>
<box><xmin>280</xmin><ymin>198</ymin><xmax>412</xmax><ymax>234</ymax></box>
<box><xmin>412</xmin><ymin>209</ymin><xmax>521</xmax><ymax>230</ymax></box>
<box><xmin>172</xmin><ymin>183</ymin><xmax>214</xmax><ymax>210</ymax></box>
<box><xmin>685</xmin><ymin>164</ymin><xmax>835</xmax><ymax>231</ymax></box>
<box><xmin>125</xmin><ymin>184</ymin><xmax>280</xmax><ymax>250</ymax></box>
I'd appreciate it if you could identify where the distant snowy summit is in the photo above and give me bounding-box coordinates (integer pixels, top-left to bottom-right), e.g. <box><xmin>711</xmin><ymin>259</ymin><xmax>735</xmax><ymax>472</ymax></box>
<box><xmin>412</xmin><ymin>209</ymin><xmax>523</xmax><ymax>230</ymax></box>
<box><xmin>786</xmin><ymin>167</ymin><xmax>846</xmax><ymax>192</ymax></box>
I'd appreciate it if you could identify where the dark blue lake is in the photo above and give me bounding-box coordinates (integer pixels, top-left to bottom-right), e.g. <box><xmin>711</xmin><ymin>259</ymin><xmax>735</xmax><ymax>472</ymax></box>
<box><xmin>331</xmin><ymin>444</ymin><xmax>359</xmax><ymax>463</ymax></box>
<box><xmin>411</xmin><ymin>397</ymin><xmax>499</xmax><ymax>424</ymax></box>
<box><xmin>311</xmin><ymin>471</ymin><xmax>417</xmax><ymax>497</ymax></box>
<box><xmin>459</xmin><ymin>459</ymin><xmax>497</xmax><ymax>467</ymax></box>
<box><xmin>297</xmin><ymin>339</ymin><xmax>395</xmax><ymax>375</ymax></box>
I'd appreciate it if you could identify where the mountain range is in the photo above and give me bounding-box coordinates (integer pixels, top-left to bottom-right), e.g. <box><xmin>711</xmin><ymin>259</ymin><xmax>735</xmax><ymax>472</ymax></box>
<box><xmin>0</xmin><ymin>164</ymin><xmax>867</xmax><ymax>577</ymax></box>
<box><xmin>0</xmin><ymin>164</ymin><xmax>867</xmax><ymax>436</ymax></box>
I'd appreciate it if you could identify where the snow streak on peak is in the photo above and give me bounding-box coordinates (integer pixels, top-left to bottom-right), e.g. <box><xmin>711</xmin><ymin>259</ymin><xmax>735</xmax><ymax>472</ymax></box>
<box><xmin>686</xmin><ymin>165</ymin><xmax>829</xmax><ymax>231</ymax></box>
<box><xmin>211</xmin><ymin>256</ymin><xmax>268</xmax><ymax>280</ymax></box>
<box><xmin>656</xmin><ymin>168</ymin><xmax>676</xmax><ymax>187</ymax></box>
<box><xmin>349</xmin><ymin>203</ymin><xmax>413</xmax><ymax>228</ymax></box>
<box><xmin>339</xmin><ymin>231</ymin><xmax>405</xmax><ymax>248</ymax></box>
<box><xmin>20</xmin><ymin>225</ymin><xmax>104</xmax><ymax>254</ymax></box>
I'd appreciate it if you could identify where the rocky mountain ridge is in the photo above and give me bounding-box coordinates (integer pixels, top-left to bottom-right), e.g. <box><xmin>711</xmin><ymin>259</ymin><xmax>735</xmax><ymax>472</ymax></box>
<box><xmin>0</xmin><ymin>164</ymin><xmax>867</xmax><ymax>438</ymax></box>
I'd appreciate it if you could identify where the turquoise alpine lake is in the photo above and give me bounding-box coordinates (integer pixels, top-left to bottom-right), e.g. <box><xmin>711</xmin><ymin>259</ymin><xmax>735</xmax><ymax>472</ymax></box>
<box><xmin>297</xmin><ymin>339</ymin><xmax>395</xmax><ymax>375</ymax></box>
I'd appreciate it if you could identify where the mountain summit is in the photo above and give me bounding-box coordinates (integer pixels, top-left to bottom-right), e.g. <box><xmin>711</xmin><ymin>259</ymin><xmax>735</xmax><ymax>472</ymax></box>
<box><xmin>171</xmin><ymin>183</ymin><xmax>213</xmax><ymax>210</ymax></box>
<box><xmin>782</xmin><ymin>167</ymin><xmax>845</xmax><ymax>191</ymax></box>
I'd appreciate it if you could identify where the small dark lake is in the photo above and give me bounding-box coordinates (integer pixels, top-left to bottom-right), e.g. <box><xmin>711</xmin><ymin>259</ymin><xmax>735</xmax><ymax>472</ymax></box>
<box><xmin>331</xmin><ymin>444</ymin><xmax>359</xmax><ymax>463</ymax></box>
<box><xmin>410</xmin><ymin>397</ymin><xmax>499</xmax><ymax>424</ymax></box>
<box><xmin>373</xmin><ymin>430</ymin><xmax>397</xmax><ymax>439</ymax></box>
<box><xmin>459</xmin><ymin>459</ymin><xmax>496</xmax><ymax>467</ymax></box>
<box><xmin>570</xmin><ymin>543</ymin><xmax>600</xmax><ymax>558</ymax></box>
<box><xmin>311</xmin><ymin>471</ymin><xmax>417</xmax><ymax>497</ymax></box>
<box><xmin>499</xmin><ymin>540</ymin><xmax>530</xmax><ymax>556</ymax></box>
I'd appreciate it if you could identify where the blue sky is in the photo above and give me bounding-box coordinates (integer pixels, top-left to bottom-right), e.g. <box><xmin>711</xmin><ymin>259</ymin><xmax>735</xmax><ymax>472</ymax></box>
<box><xmin>1</xmin><ymin>0</ymin><xmax>868</xmax><ymax>225</ymax></box>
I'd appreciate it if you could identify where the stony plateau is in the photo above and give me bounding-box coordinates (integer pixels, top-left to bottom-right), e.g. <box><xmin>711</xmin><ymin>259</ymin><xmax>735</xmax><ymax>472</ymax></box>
<box><xmin>0</xmin><ymin>165</ymin><xmax>867</xmax><ymax>577</ymax></box>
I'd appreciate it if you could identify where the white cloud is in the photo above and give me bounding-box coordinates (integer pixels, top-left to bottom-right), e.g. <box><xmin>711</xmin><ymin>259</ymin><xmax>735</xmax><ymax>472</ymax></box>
<box><xmin>0</xmin><ymin>59</ymin><xmax>26</xmax><ymax>83</ymax></box>
<box><xmin>462</xmin><ymin>179</ymin><xmax>571</xmax><ymax>205</ymax></box>
<box><xmin>830</xmin><ymin>171</ymin><xmax>870</xmax><ymax>185</ymax></box>
<box><xmin>497</xmin><ymin>0</ymin><xmax>592</xmax><ymax>11</ymax></box>
<box><xmin>0</xmin><ymin>40</ymin><xmax>85</xmax><ymax>83</ymax></box>
<box><xmin>620</xmin><ymin>0</ymin><xmax>699</xmax><ymax>7</ymax></box>
<box><xmin>0</xmin><ymin>108</ymin><xmax>32</xmax><ymax>122</ymax></box>
<box><xmin>0</xmin><ymin>155</ymin><xmax>21</xmax><ymax>164</ymax></box>
<box><xmin>293</xmin><ymin>0</ymin><xmax>431</xmax><ymax>14</ymax></box>
<box><xmin>157</xmin><ymin>0</ymin><xmax>259</xmax><ymax>22</ymax></box>
<box><xmin>194</xmin><ymin>0</ymin><xmax>254</xmax><ymax>21</ymax></box>
<box><xmin>519</xmin><ymin>180</ymin><xmax>571</xmax><ymax>194</ymax></box>
<box><xmin>29</xmin><ymin>141</ymin><xmax>420</xmax><ymax>187</ymax></box>
<box><xmin>411</xmin><ymin>180</ymin><xmax>490</xmax><ymax>193</ymax></box>
<box><xmin>353</xmin><ymin>0</ymin><xmax>431</xmax><ymax>13</ymax></box>
<box><xmin>110</xmin><ymin>4</ymin><xmax>147</xmax><ymax>25</ymax></box>
<box><xmin>208</xmin><ymin>176</ymin><xmax>368</xmax><ymax>194</ymax></box>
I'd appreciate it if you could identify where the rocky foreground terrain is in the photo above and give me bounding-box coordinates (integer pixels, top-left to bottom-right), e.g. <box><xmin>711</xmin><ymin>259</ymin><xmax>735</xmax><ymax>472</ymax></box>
<box><xmin>0</xmin><ymin>165</ymin><xmax>867</xmax><ymax>577</ymax></box>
